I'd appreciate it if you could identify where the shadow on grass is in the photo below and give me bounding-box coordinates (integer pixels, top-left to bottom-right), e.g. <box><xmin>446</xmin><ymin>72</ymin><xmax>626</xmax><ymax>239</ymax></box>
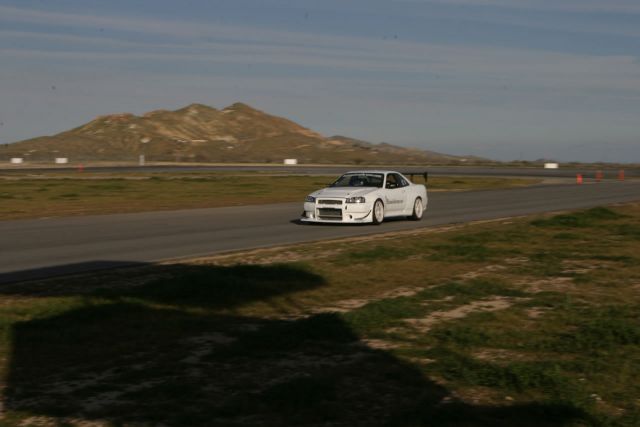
<box><xmin>0</xmin><ymin>260</ymin><xmax>141</xmax><ymax>285</ymax></box>
<box><xmin>2</xmin><ymin>262</ymin><xmax>592</xmax><ymax>426</ymax></box>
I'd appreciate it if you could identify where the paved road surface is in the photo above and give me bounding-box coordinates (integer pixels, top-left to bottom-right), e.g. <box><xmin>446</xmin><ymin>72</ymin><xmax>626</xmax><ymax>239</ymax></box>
<box><xmin>1</xmin><ymin>182</ymin><xmax>639</xmax><ymax>283</ymax></box>
<box><xmin>4</xmin><ymin>164</ymin><xmax>639</xmax><ymax>178</ymax></box>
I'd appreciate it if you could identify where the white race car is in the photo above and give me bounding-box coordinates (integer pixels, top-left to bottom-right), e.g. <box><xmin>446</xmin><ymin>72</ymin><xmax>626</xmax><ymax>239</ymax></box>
<box><xmin>301</xmin><ymin>170</ymin><xmax>428</xmax><ymax>224</ymax></box>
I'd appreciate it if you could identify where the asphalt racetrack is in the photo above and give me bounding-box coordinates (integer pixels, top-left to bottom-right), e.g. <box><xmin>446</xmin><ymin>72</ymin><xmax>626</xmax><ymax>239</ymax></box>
<box><xmin>1</xmin><ymin>181</ymin><xmax>640</xmax><ymax>283</ymax></box>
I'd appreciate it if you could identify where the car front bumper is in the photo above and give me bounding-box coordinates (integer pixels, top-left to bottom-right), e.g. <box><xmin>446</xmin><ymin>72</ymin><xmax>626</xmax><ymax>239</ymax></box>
<box><xmin>300</xmin><ymin>200</ymin><xmax>373</xmax><ymax>223</ymax></box>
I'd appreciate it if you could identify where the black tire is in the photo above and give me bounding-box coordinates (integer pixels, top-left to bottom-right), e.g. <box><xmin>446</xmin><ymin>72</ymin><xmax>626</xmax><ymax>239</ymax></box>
<box><xmin>372</xmin><ymin>199</ymin><xmax>384</xmax><ymax>225</ymax></box>
<box><xmin>409</xmin><ymin>197</ymin><xmax>424</xmax><ymax>221</ymax></box>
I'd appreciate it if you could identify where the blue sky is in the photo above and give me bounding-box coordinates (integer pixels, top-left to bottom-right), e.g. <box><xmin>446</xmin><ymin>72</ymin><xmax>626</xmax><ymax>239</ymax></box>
<box><xmin>1</xmin><ymin>0</ymin><xmax>639</xmax><ymax>162</ymax></box>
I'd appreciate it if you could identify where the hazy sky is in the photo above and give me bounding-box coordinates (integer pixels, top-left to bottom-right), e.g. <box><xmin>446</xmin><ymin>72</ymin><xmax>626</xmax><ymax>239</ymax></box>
<box><xmin>1</xmin><ymin>0</ymin><xmax>639</xmax><ymax>162</ymax></box>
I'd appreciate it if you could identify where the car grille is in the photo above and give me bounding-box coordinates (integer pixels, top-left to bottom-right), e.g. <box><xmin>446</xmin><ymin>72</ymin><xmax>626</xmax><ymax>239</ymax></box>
<box><xmin>317</xmin><ymin>208</ymin><xmax>342</xmax><ymax>220</ymax></box>
<box><xmin>318</xmin><ymin>199</ymin><xmax>343</xmax><ymax>205</ymax></box>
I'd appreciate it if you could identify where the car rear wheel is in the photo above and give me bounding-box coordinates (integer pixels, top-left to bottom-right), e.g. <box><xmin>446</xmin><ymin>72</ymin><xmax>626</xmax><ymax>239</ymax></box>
<box><xmin>372</xmin><ymin>200</ymin><xmax>384</xmax><ymax>225</ymax></box>
<box><xmin>410</xmin><ymin>198</ymin><xmax>423</xmax><ymax>221</ymax></box>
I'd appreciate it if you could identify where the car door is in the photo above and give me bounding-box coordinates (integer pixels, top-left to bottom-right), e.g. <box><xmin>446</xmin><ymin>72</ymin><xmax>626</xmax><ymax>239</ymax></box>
<box><xmin>384</xmin><ymin>173</ymin><xmax>406</xmax><ymax>214</ymax></box>
<box><xmin>398</xmin><ymin>174</ymin><xmax>414</xmax><ymax>213</ymax></box>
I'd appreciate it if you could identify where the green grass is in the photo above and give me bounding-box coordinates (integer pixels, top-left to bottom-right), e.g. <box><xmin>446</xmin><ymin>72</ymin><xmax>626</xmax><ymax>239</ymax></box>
<box><xmin>531</xmin><ymin>207</ymin><xmax>625</xmax><ymax>228</ymax></box>
<box><xmin>427</xmin><ymin>176</ymin><xmax>542</xmax><ymax>191</ymax></box>
<box><xmin>343</xmin><ymin>296</ymin><xmax>425</xmax><ymax>334</ymax></box>
<box><xmin>0</xmin><ymin>173</ymin><xmax>332</xmax><ymax>219</ymax></box>
<box><xmin>1</xmin><ymin>204</ymin><xmax>640</xmax><ymax>426</ymax></box>
<box><xmin>614</xmin><ymin>224</ymin><xmax>640</xmax><ymax>239</ymax></box>
<box><xmin>342</xmin><ymin>279</ymin><xmax>527</xmax><ymax>339</ymax></box>
<box><xmin>428</xmin><ymin>243</ymin><xmax>506</xmax><ymax>262</ymax></box>
<box><xmin>340</xmin><ymin>245</ymin><xmax>414</xmax><ymax>263</ymax></box>
<box><xmin>421</xmin><ymin>280</ymin><xmax>527</xmax><ymax>299</ymax></box>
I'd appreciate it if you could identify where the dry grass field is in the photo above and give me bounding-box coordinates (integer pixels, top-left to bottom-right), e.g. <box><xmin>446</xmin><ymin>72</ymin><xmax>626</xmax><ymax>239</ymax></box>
<box><xmin>0</xmin><ymin>172</ymin><xmax>540</xmax><ymax>220</ymax></box>
<box><xmin>0</xmin><ymin>203</ymin><xmax>638</xmax><ymax>426</ymax></box>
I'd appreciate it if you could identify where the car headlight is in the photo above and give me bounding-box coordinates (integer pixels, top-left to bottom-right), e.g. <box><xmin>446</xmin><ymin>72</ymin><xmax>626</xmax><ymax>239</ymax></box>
<box><xmin>346</xmin><ymin>196</ymin><xmax>366</xmax><ymax>203</ymax></box>
<box><xmin>305</xmin><ymin>195</ymin><xmax>316</xmax><ymax>203</ymax></box>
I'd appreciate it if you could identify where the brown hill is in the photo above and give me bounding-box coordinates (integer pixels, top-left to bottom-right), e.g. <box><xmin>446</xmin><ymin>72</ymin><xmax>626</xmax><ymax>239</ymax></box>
<box><xmin>3</xmin><ymin>103</ymin><xmax>470</xmax><ymax>164</ymax></box>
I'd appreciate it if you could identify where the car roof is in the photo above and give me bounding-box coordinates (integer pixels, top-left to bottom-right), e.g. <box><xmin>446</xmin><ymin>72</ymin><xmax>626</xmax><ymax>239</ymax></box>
<box><xmin>342</xmin><ymin>170</ymin><xmax>401</xmax><ymax>175</ymax></box>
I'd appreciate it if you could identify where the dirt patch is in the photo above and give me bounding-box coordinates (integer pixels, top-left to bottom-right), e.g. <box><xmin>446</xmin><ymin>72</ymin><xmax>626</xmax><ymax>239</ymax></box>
<box><xmin>471</xmin><ymin>348</ymin><xmax>572</xmax><ymax>365</ymax></box>
<box><xmin>359</xmin><ymin>339</ymin><xmax>402</xmax><ymax>350</ymax></box>
<box><xmin>405</xmin><ymin>297</ymin><xmax>518</xmax><ymax>333</ymax></box>
<box><xmin>561</xmin><ymin>260</ymin><xmax>600</xmax><ymax>275</ymax></box>
<box><xmin>473</xmin><ymin>348</ymin><xmax>532</xmax><ymax>363</ymax></box>
<box><xmin>381</xmin><ymin>287</ymin><xmax>424</xmax><ymax>298</ymax></box>
<box><xmin>504</xmin><ymin>257</ymin><xmax>530</xmax><ymax>265</ymax></box>
<box><xmin>311</xmin><ymin>298</ymin><xmax>370</xmax><ymax>313</ymax></box>
<box><xmin>451</xmin><ymin>385</ymin><xmax>511</xmax><ymax>406</ymax></box>
<box><xmin>457</xmin><ymin>258</ymin><xmax>529</xmax><ymax>280</ymax></box>
<box><xmin>18</xmin><ymin>416</ymin><xmax>61</xmax><ymax>427</ymax></box>
<box><xmin>407</xmin><ymin>357</ymin><xmax>436</xmax><ymax>366</ymax></box>
<box><xmin>237</xmin><ymin>249</ymin><xmax>338</xmax><ymax>266</ymax></box>
<box><xmin>312</xmin><ymin>287</ymin><xmax>424</xmax><ymax>314</ymax></box>
<box><xmin>184</xmin><ymin>246</ymin><xmax>342</xmax><ymax>267</ymax></box>
<box><xmin>180</xmin><ymin>223</ymin><xmax>483</xmax><ymax>267</ymax></box>
<box><xmin>458</xmin><ymin>264</ymin><xmax>508</xmax><ymax>280</ymax></box>
<box><xmin>525</xmin><ymin>307</ymin><xmax>551</xmax><ymax>319</ymax></box>
<box><xmin>517</xmin><ymin>276</ymin><xmax>575</xmax><ymax>293</ymax></box>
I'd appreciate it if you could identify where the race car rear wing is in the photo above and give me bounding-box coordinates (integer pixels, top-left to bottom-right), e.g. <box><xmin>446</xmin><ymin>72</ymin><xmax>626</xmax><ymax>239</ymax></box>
<box><xmin>403</xmin><ymin>171</ymin><xmax>429</xmax><ymax>184</ymax></box>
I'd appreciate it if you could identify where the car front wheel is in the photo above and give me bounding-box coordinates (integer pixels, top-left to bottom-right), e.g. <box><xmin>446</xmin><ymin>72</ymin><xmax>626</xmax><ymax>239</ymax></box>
<box><xmin>409</xmin><ymin>198</ymin><xmax>423</xmax><ymax>221</ymax></box>
<box><xmin>372</xmin><ymin>200</ymin><xmax>384</xmax><ymax>225</ymax></box>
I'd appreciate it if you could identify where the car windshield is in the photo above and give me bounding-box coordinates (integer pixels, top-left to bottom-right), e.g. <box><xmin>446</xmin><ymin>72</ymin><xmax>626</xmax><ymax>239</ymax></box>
<box><xmin>330</xmin><ymin>173</ymin><xmax>384</xmax><ymax>188</ymax></box>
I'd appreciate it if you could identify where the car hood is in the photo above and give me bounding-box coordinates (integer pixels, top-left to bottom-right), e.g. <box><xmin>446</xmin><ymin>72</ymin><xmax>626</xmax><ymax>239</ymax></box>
<box><xmin>311</xmin><ymin>187</ymin><xmax>376</xmax><ymax>199</ymax></box>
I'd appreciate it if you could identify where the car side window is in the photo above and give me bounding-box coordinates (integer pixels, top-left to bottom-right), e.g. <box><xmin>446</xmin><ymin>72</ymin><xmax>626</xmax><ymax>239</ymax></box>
<box><xmin>398</xmin><ymin>175</ymin><xmax>409</xmax><ymax>187</ymax></box>
<box><xmin>385</xmin><ymin>173</ymin><xmax>397</xmax><ymax>189</ymax></box>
